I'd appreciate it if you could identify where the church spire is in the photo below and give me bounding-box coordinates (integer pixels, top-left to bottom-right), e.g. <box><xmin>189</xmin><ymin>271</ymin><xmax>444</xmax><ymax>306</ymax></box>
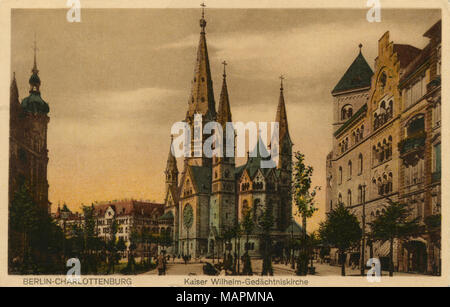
<box><xmin>276</xmin><ymin>75</ymin><xmax>291</xmax><ymax>146</ymax></box>
<box><xmin>165</xmin><ymin>135</ymin><xmax>179</xmax><ymax>194</ymax></box>
<box><xmin>32</xmin><ymin>34</ymin><xmax>39</xmax><ymax>75</ymax></box>
<box><xmin>186</xmin><ymin>2</ymin><xmax>216</xmax><ymax>120</ymax></box>
<box><xmin>29</xmin><ymin>34</ymin><xmax>41</xmax><ymax>93</ymax></box>
<box><xmin>217</xmin><ymin>60</ymin><xmax>232</xmax><ymax>126</ymax></box>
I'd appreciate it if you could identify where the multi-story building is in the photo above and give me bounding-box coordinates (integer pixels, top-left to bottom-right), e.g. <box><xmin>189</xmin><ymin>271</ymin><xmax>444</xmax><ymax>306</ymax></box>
<box><xmin>9</xmin><ymin>46</ymin><xmax>50</xmax><ymax>214</ymax></box>
<box><xmin>54</xmin><ymin>200</ymin><xmax>165</xmax><ymax>259</ymax></box>
<box><xmin>326</xmin><ymin>20</ymin><xmax>441</xmax><ymax>274</ymax></box>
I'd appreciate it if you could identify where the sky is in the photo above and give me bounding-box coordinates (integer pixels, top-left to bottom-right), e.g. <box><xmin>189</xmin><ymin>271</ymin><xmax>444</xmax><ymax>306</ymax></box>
<box><xmin>11</xmin><ymin>8</ymin><xmax>440</xmax><ymax>230</ymax></box>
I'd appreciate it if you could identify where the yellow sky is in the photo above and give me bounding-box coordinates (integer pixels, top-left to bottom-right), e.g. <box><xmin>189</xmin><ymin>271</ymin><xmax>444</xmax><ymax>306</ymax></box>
<box><xmin>11</xmin><ymin>8</ymin><xmax>440</xmax><ymax>231</ymax></box>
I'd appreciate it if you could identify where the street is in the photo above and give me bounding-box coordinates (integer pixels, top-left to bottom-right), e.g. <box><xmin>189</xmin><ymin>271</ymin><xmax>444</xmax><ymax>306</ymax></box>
<box><xmin>141</xmin><ymin>258</ymin><xmax>422</xmax><ymax>276</ymax></box>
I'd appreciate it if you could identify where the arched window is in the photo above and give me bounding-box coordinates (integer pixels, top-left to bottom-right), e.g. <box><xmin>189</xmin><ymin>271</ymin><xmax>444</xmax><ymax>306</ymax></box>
<box><xmin>341</xmin><ymin>105</ymin><xmax>353</xmax><ymax>120</ymax></box>
<box><xmin>358</xmin><ymin>154</ymin><xmax>363</xmax><ymax>174</ymax></box>
<box><xmin>358</xmin><ymin>185</ymin><xmax>363</xmax><ymax>203</ymax></box>
<box><xmin>388</xmin><ymin>100</ymin><xmax>393</xmax><ymax>118</ymax></box>
<box><xmin>348</xmin><ymin>160</ymin><xmax>352</xmax><ymax>179</ymax></box>
<box><xmin>338</xmin><ymin>167</ymin><xmax>343</xmax><ymax>185</ymax></box>
<box><xmin>338</xmin><ymin>193</ymin><xmax>342</xmax><ymax>204</ymax></box>
<box><xmin>347</xmin><ymin>190</ymin><xmax>352</xmax><ymax>206</ymax></box>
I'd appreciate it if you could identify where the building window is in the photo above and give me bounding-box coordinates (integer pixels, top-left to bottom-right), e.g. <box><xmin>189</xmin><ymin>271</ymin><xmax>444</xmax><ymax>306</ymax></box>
<box><xmin>358</xmin><ymin>185</ymin><xmax>363</xmax><ymax>204</ymax></box>
<box><xmin>348</xmin><ymin>160</ymin><xmax>352</xmax><ymax>179</ymax></box>
<box><xmin>358</xmin><ymin>154</ymin><xmax>363</xmax><ymax>174</ymax></box>
<box><xmin>341</xmin><ymin>104</ymin><xmax>353</xmax><ymax>121</ymax></box>
<box><xmin>338</xmin><ymin>193</ymin><xmax>342</xmax><ymax>204</ymax></box>
<box><xmin>338</xmin><ymin>167</ymin><xmax>343</xmax><ymax>185</ymax></box>
<box><xmin>404</xmin><ymin>76</ymin><xmax>426</xmax><ymax>110</ymax></box>
<box><xmin>434</xmin><ymin>143</ymin><xmax>441</xmax><ymax>173</ymax></box>
<box><xmin>434</xmin><ymin>102</ymin><xmax>441</xmax><ymax>127</ymax></box>
<box><xmin>347</xmin><ymin>190</ymin><xmax>352</xmax><ymax>206</ymax></box>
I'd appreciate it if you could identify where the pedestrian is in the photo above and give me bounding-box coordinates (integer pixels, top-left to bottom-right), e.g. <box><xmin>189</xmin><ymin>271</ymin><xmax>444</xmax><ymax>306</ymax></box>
<box><xmin>157</xmin><ymin>252</ymin><xmax>167</xmax><ymax>275</ymax></box>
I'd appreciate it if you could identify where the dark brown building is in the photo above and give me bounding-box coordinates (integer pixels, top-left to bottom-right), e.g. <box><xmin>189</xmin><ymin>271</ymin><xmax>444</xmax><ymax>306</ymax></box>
<box><xmin>9</xmin><ymin>49</ymin><xmax>50</xmax><ymax>214</ymax></box>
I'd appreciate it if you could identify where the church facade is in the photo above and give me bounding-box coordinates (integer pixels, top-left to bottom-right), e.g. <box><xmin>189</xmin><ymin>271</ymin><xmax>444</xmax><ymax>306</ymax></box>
<box><xmin>161</xmin><ymin>10</ymin><xmax>298</xmax><ymax>259</ymax></box>
<box><xmin>325</xmin><ymin>20</ymin><xmax>441</xmax><ymax>274</ymax></box>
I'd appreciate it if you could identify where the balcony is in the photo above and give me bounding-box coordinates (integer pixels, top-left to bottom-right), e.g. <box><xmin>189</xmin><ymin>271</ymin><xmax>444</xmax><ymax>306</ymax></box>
<box><xmin>398</xmin><ymin>132</ymin><xmax>426</xmax><ymax>166</ymax></box>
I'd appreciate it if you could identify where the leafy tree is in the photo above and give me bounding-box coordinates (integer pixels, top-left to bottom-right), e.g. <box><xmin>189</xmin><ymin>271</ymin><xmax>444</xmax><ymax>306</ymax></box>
<box><xmin>222</xmin><ymin>226</ymin><xmax>235</xmax><ymax>272</ymax></box>
<box><xmin>107</xmin><ymin>216</ymin><xmax>119</xmax><ymax>274</ymax></box>
<box><xmin>117</xmin><ymin>237</ymin><xmax>127</xmax><ymax>262</ymax></box>
<box><xmin>369</xmin><ymin>199</ymin><xmax>420</xmax><ymax>276</ymax></box>
<box><xmin>127</xmin><ymin>226</ymin><xmax>140</xmax><ymax>274</ymax></box>
<box><xmin>260</xmin><ymin>205</ymin><xmax>274</xmax><ymax>276</ymax></box>
<box><xmin>82</xmin><ymin>204</ymin><xmax>101</xmax><ymax>273</ymax></box>
<box><xmin>241</xmin><ymin>211</ymin><xmax>254</xmax><ymax>275</ymax></box>
<box><xmin>319</xmin><ymin>203</ymin><xmax>361</xmax><ymax>276</ymax></box>
<box><xmin>292</xmin><ymin>151</ymin><xmax>320</xmax><ymax>275</ymax></box>
<box><xmin>9</xmin><ymin>183</ymin><xmax>65</xmax><ymax>274</ymax></box>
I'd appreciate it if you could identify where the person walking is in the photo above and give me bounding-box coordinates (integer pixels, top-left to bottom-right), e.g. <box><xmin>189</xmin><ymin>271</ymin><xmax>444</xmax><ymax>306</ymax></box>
<box><xmin>157</xmin><ymin>252</ymin><xmax>167</xmax><ymax>275</ymax></box>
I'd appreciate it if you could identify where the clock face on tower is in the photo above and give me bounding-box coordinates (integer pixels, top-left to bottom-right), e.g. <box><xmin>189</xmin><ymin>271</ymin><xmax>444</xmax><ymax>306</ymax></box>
<box><xmin>183</xmin><ymin>204</ymin><xmax>194</xmax><ymax>230</ymax></box>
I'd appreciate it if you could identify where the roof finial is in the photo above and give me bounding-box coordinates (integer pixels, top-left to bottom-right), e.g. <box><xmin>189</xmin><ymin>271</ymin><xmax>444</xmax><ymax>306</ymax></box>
<box><xmin>200</xmin><ymin>2</ymin><xmax>207</xmax><ymax>33</ymax></box>
<box><xmin>279</xmin><ymin>74</ymin><xmax>285</xmax><ymax>91</ymax></box>
<box><xmin>359</xmin><ymin>43</ymin><xmax>363</xmax><ymax>53</ymax></box>
<box><xmin>32</xmin><ymin>33</ymin><xmax>39</xmax><ymax>74</ymax></box>
<box><xmin>222</xmin><ymin>60</ymin><xmax>227</xmax><ymax>77</ymax></box>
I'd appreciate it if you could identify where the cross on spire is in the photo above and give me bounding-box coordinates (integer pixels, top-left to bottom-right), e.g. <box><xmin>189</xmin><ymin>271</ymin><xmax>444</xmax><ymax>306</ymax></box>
<box><xmin>32</xmin><ymin>33</ymin><xmax>39</xmax><ymax>74</ymax></box>
<box><xmin>200</xmin><ymin>2</ymin><xmax>207</xmax><ymax>32</ymax></box>
<box><xmin>279</xmin><ymin>74</ymin><xmax>285</xmax><ymax>90</ymax></box>
<box><xmin>201</xmin><ymin>2</ymin><xmax>206</xmax><ymax>18</ymax></box>
<box><xmin>222</xmin><ymin>60</ymin><xmax>227</xmax><ymax>77</ymax></box>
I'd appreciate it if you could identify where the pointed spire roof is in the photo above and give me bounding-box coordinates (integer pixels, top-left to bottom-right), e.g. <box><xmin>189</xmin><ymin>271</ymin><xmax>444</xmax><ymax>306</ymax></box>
<box><xmin>332</xmin><ymin>44</ymin><xmax>373</xmax><ymax>95</ymax></box>
<box><xmin>186</xmin><ymin>4</ymin><xmax>216</xmax><ymax>120</ymax></box>
<box><xmin>10</xmin><ymin>72</ymin><xmax>18</xmax><ymax>99</ymax></box>
<box><xmin>166</xmin><ymin>135</ymin><xmax>178</xmax><ymax>173</ymax></box>
<box><xmin>276</xmin><ymin>76</ymin><xmax>291</xmax><ymax>145</ymax></box>
<box><xmin>21</xmin><ymin>40</ymin><xmax>49</xmax><ymax>114</ymax></box>
<box><xmin>217</xmin><ymin>60</ymin><xmax>232</xmax><ymax>125</ymax></box>
<box><xmin>30</xmin><ymin>34</ymin><xmax>41</xmax><ymax>86</ymax></box>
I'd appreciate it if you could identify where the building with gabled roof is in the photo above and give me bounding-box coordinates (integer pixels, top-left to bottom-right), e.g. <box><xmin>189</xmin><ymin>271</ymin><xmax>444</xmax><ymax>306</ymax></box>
<box><xmin>326</xmin><ymin>20</ymin><xmax>441</xmax><ymax>275</ymax></box>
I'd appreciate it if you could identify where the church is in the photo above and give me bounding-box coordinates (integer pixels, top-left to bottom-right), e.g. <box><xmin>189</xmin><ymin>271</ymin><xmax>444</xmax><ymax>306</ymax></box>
<box><xmin>160</xmin><ymin>8</ymin><xmax>300</xmax><ymax>259</ymax></box>
<box><xmin>9</xmin><ymin>43</ymin><xmax>50</xmax><ymax>214</ymax></box>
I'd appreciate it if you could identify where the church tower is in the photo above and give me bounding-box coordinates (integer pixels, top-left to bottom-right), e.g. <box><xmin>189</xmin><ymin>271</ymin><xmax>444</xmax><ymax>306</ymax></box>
<box><xmin>184</xmin><ymin>4</ymin><xmax>216</xmax><ymax>168</ymax></box>
<box><xmin>165</xmin><ymin>135</ymin><xmax>178</xmax><ymax>196</ymax></box>
<box><xmin>276</xmin><ymin>77</ymin><xmax>293</xmax><ymax>230</ymax></box>
<box><xmin>10</xmin><ymin>39</ymin><xmax>50</xmax><ymax>214</ymax></box>
<box><xmin>209</xmin><ymin>62</ymin><xmax>236</xmax><ymax>249</ymax></box>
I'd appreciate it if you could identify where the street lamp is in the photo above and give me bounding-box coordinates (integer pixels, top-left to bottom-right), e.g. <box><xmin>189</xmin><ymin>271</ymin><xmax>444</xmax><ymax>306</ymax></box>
<box><xmin>360</xmin><ymin>183</ymin><xmax>367</xmax><ymax>276</ymax></box>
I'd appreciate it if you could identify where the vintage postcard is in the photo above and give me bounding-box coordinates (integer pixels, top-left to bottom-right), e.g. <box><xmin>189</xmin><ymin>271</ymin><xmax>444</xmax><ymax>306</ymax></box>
<box><xmin>0</xmin><ymin>0</ymin><xmax>448</xmax><ymax>290</ymax></box>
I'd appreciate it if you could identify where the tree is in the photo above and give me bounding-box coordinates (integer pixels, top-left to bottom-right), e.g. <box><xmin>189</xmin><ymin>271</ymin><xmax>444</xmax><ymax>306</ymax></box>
<box><xmin>82</xmin><ymin>204</ymin><xmax>100</xmax><ymax>273</ymax></box>
<box><xmin>292</xmin><ymin>151</ymin><xmax>320</xmax><ymax>275</ymax></box>
<box><xmin>106</xmin><ymin>216</ymin><xmax>119</xmax><ymax>274</ymax></box>
<box><xmin>9</xmin><ymin>183</ymin><xmax>65</xmax><ymax>274</ymax></box>
<box><xmin>241</xmin><ymin>210</ymin><xmax>254</xmax><ymax>275</ymax></box>
<box><xmin>260</xmin><ymin>205</ymin><xmax>274</xmax><ymax>276</ymax></box>
<box><xmin>369</xmin><ymin>199</ymin><xmax>420</xmax><ymax>276</ymax></box>
<box><xmin>319</xmin><ymin>203</ymin><xmax>361</xmax><ymax>276</ymax></box>
<box><xmin>126</xmin><ymin>226</ymin><xmax>139</xmax><ymax>274</ymax></box>
<box><xmin>117</xmin><ymin>237</ymin><xmax>127</xmax><ymax>262</ymax></box>
<box><xmin>222</xmin><ymin>226</ymin><xmax>235</xmax><ymax>273</ymax></box>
